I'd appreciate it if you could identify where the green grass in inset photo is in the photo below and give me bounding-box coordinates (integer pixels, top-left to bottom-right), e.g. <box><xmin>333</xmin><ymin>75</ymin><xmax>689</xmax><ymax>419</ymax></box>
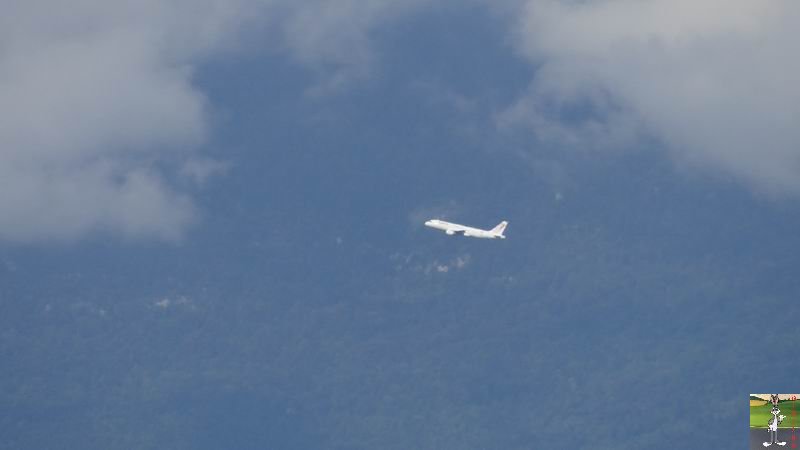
<box><xmin>751</xmin><ymin>400</ymin><xmax>800</xmax><ymax>428</ymax></box>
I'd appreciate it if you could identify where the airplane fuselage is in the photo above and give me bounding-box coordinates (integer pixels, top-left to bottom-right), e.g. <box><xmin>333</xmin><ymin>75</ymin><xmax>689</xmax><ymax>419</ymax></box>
<box><xmin>424</xmin><ymin>219</ymin><xmax>507</xmax><ymax>239</ymax></box>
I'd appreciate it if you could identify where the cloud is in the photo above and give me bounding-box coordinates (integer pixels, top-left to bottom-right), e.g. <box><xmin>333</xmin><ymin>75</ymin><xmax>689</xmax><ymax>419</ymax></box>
<box><xmin>504</xmin><ymin>0</ymin><xmax>800</xmax><ymax>194</ymax></box>
<box><xmin>438</xmin><ymin>254</ymin><xmax>470</xmax><ymax>273</ymax></box>
<box><xmin>179</xmin><ymin>158</ymin><xmax>231</xmax><ymax>185</ymax></box>
<box><xmin>279</xmin><ymin>0</ymin><xmax>432</xmax><ymax>94</ymax></box>
<box><xmin>390</xmin><ymin>251</ymin><xmax>471</xmax><ymax>275</ymax></box>
<box><xmin>426</xmin><ymin>254</ymin><xmax>471</xmax><ymax>275</ymax></box>
<box><xmin>153</xmin><ymin>295</ymin><xmax>193</xmax><ymax>310</ymax></box>
<box><xmin>0</xmin><ymin>0</ymin><xmax>440</xmax><ymax>243</ymax></box>
<box><xmin>0</xmin><ymin>0</ymin><xmax>263</xmax><ymax>242</ymax></box>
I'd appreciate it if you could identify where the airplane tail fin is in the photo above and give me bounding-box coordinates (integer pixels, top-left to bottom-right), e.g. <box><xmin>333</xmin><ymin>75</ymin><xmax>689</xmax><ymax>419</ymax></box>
<box><xmin>491</xmin><ymin>221</ymin><xmax>508</xmax><ymax>237</ymax></box>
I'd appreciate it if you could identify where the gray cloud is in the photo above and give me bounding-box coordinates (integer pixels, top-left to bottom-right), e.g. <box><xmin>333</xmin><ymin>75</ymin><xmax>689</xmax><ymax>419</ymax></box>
<box><xmin>280</xmin><ymin>0</ymin><xmax>432</xmax><ymax>94</ymax></box>
<box><xmin>504</xmin><ymin>0</ymin><xmax>800</xmax><ymax>194</ymax></box>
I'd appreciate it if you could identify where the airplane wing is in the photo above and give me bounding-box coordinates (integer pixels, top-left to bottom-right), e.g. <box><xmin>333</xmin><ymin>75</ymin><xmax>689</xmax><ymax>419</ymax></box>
<box><xmin>442</xmin><ymin>223</ymin><xmax>470</xmax><ymax>235</ymax></box>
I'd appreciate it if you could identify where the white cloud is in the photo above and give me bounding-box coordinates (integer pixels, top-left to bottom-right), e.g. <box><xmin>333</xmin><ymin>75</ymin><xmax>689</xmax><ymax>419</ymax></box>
<box><xmin>505</xmin><ymin>0</ymin><xmax>800</xmax><ymax>194</ymax></box>
<box><xmin>153</xmin><ymin>295</ymin><xmax>193</xmax><ymax>310</ymax></box>
<box><xmin>390</xmin><ymin>251</ymin><xmax>471</xmax><ymax>275</ymax></box>
<box><xmin>0</xmin><ymin>0</ymin><xmax>262</xmax><ymax>242</ymax></box>
<box><xmin>0</xmin><ymin>0</ymin><xmax>438</xmax><ymax>243</ymax></box>
<box><xmin>426</xmin><ymin>254</ymin><xmax>471</xmax><ymax>275</ymax></box>
<box><xmin>179</xmin><ymin>158</ymin><xmax>231</xmax><ymax>185</ymax></box>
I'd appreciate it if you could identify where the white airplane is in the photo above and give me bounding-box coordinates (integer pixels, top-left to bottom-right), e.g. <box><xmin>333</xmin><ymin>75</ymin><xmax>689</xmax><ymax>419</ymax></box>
<box><xmin>424</xmin><ymin>219</ymin><xmax>508</xmax><ymax>239</ymax></box>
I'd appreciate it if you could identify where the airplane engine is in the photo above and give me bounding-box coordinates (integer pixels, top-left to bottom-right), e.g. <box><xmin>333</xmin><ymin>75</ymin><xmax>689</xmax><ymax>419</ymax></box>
<box><xmin>446</xmin><ymin>230</ymin><xmax>455</xmax><ymax>235</ymax></box>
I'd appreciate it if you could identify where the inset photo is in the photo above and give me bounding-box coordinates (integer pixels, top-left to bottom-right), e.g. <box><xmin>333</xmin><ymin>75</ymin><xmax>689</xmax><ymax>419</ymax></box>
<box><xmin>751</xmin><ymin>394</ymin><xmax>799</xmax><ymax>449</ymax></box>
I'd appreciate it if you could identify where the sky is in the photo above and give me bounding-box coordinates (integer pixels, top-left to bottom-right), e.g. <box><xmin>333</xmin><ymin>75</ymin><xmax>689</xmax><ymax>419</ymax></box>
<box><xmin>1</xmin><ymin>1</ymin><xmax>800</xmax><ymax>449</ymax></box>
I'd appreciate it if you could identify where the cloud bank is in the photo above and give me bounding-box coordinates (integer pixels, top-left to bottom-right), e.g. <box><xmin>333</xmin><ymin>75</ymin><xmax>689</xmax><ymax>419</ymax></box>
<box><xmin>12</xmin><ymin>0</ymin><xmax>791</xmax><ymax>242</ymax></box>
<box><xmin>505</xmin><ymin>0</ymin><xmax>800</xmax><ymax>194</ymax></box>
<box><xmin>0</xmin><ymin>0</ymin><xmax>433</xmax><ymax>243</ymax></box>
<box><xmin>0</xmin><ymin>0</ymin><xmax>261</xmax><ymax>242</ymax></box>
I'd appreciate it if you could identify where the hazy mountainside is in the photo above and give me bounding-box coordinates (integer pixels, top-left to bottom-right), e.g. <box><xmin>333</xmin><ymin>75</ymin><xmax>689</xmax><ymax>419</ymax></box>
<box><xmin>2</xmin><ymin>149</ymin><xmax>798</xmax><ymax>449</ymax></box>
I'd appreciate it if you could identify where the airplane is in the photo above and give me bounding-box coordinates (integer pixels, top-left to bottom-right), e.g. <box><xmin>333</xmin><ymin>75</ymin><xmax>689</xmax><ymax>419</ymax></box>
<box><xmin>424</xmin><ymin>219</ymin><xmax>508</xmax><ymax>239</ymax></box>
